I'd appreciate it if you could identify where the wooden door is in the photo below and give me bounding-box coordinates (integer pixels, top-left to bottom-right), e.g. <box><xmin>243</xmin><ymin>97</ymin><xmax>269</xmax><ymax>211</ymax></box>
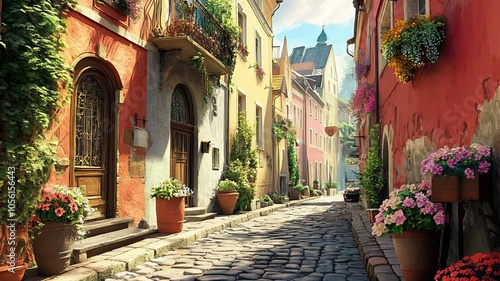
<box><xmin>72</xmin><ymin>74</ymin><xmax>116</xmax><ymax>219</ymax></box>
<box><xmin>170</xmin><ymin>85</ymin><xmax>194</xmax><ymax>207</ymax></box>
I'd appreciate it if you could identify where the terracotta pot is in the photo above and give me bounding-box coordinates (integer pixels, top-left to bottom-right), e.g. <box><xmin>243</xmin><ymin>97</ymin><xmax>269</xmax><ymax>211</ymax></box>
<box><xmin>156</xmin><ymin>197</ymin><xmax>185</xmax><ymax>234</ymax></box>
<box><xmin>302</xmin><ymin>189</ymin><xmax>310</xmax><ymax>198</ymax></box>
<box><xmin>216</xmin><ymin>191</ymin><xmax>239</xmax><ymax>215</ymax></box>
<box><xmin>290</xmin><ymin>189</ymin><xmax>300</xmax><ymax>200</ymax></box>
<box><xmin>0</xmin><ymin>260</ymin><xmax>27</xmax><ymax>281</ymax></box>
<box><xmin>33</xmin><ymin>222</ymin><xmax>75</xmax><ymax>276</ymax></box>
<box><xmin>392</xmin><ymin>230</ymin><xmax>440</xmax><ymax>281</ymax></box>
<box><xmin>366</xmin><ymin>209</ymin><xmax>379</xmax><ymax>224</ymax></box>
<box><xmin>431</xmin><ymin>172</ymin><xmax>492</xmax><ymax>202</ymax></box>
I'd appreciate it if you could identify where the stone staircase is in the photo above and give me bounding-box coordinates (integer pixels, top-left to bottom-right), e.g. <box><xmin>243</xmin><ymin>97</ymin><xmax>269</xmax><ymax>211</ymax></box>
<box><xmin>184</xmin><ymin>207</ymin><xmax>216</xmax><ymax>222</ymax></box>
<box><xmin>72</xmin><ymin>217</ymin><xmax>155</xmax><ymax>263</ymax></box>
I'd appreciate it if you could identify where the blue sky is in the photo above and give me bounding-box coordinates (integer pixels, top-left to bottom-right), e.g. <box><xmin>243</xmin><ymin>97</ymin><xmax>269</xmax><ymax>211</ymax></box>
<box><xmin>273</xmin><ymin>0</ymin><xmax>355</xmax><ymax>83</ymax></box>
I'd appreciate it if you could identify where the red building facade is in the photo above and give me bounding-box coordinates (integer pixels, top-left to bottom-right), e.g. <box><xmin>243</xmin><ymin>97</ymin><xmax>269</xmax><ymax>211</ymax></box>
<box><xmin>352</xmin><ymin>0</ymin><xmax>500</xmax><ymax>261</ymax></box>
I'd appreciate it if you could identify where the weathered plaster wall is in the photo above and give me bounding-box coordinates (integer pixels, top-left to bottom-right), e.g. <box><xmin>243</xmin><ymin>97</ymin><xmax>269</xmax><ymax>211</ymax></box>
<box><xmin>47</xmin><ymin>9</ymin><xmax>148</xmax><ymax>225</ymax></box>
<box><xmin>145</xmin><ymin>61</ymin><xmax>226</xmax><ymax>225</ymax></box>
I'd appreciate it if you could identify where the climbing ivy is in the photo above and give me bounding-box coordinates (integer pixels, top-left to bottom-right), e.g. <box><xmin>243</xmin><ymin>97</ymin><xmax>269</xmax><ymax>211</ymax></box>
<box><xmin>0</xmin><ymin>0</ymin><xmax>75</xmax><ymax>260</ymax></box>
<box><xmin>224</xmin><ymin>111</ymin><xmax>258</xmax><ymax>212</ymax></box>
<box><xmin>287</xmin><ymin>131</ymin><xmax>300</xmax><ymax>186</ymax></box>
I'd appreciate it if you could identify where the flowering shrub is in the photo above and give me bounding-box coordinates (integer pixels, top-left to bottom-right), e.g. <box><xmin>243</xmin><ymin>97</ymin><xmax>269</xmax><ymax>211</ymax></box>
<box><xmin>254</xmin><ymin>63</ymin><xmax>265</xmax><ymax>80</ymax></box>
<box><xmin>434</xmin><ymin>251</ymin><xmax>500</xmax><ymax>280</ymax></box>
<box><xmin>32</xmin><ymin>185</ymin><xmax>94</xmax><ymax>237</ymax></box>
<box><xmin>151</xmin><ymin>178</ymin><xmax>193</xmax><ymax>200</ymax></box>
<box><xmin>382</xmin><ymin>15</ymin><xmax>446</xmax><ymax>83</ymax></box>
<box><xmin>372</xmin><ymin>181</ymin><xmax>445</xmax><ymax>236</ymax></box>
<box><xmin>421</xmin><ymin>144</ymin><xmax>492</xmax><ymax>179</ymax></box>
<box><xmin>349</xmin><ymin>78</ymin><xmax>375</xmax><ymax>121</ymax></box>
<box><xmin>115</xmin><ymin>0</ymin><xmax>142</xmax><ymax>21</ymax></box>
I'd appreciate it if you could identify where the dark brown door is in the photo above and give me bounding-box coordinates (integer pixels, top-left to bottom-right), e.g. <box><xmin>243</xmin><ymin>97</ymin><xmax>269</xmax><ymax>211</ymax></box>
<box><xmin>72</xmin><ymin>74</ymin><xmax>115</xmax><ymax>219</ymax></box>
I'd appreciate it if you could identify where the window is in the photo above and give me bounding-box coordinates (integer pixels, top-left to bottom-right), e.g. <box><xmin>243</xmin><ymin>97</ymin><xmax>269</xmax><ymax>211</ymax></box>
<box><xmin>309</xmin><ymin>129</ymin><xmax>313</xmax><ymax>145</ymax></box>
<box><xmin>255</xmin><ymin>32</ymin><xmax>262</xmax><ymax>67</ymax></box>
<box><xmin>212</xmin><ymin>147</ymin><xmax>220</xmax><ymax>170</ymax></box>
<box><xmin>237</xmin><ymin>5</ymin><xmax>247</xmax><ymax>45</ymax></box>
<box><xmin>238</xmin><ymin>91</ymin><xmax>246</xmax><ymax>116</ymax></box>
<box><xmin>405</xmin><ymin>0</ymin><xmax>427</xmax><ymax>19</ymax></box>
<box><xmin>314</xmin><ymin>105</ymin><xmax>317</xmax><ymax>119</ymax></box>
<box><xmin>379</xmin><ymin>0</ymin><xmax>393</xmax><ymax>71</ymax></box>
<box><xmin>256</xmin><ymin>105</ymin><xmax>263</xmax><ymax>148</ymax></box>
<box><xmin>293</xmin><ymin>105</ymin><xmax>297</xmax><ymax>125</ymax></box>
<box><xmin>315</xmin><ymin>132</ymin><xmax>318</xmax><ymax>147</ymax></box>
<box><xmin>309</xmin><ymin>98</ymin><xmax>312</xmax><ymax>115</ymax></box>
<box><xmin>320</xmin><ymin>109</ymin><xmax>322</xmax><ymax>123</ymax></box>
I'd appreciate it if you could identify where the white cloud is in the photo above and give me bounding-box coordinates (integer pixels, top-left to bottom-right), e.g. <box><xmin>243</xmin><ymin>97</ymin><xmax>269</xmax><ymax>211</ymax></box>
<box><xmin>274</xmin><ymin>0</ymin><xmax>355</xmax><ymax>34</ymax></box>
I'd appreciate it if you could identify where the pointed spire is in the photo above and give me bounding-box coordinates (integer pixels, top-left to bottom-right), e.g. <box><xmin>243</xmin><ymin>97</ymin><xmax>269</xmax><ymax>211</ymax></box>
<box><xmin>316</xmin><ymin>25</ymin><xmax>328</xmax><ymax>46</ymax></box>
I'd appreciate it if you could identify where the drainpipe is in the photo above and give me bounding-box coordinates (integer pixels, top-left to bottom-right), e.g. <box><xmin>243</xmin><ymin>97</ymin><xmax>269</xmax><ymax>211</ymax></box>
<box><xmin>272</xmin><ymin>94</ymin><xmax>280</xmax><ymax>192</ymax></box>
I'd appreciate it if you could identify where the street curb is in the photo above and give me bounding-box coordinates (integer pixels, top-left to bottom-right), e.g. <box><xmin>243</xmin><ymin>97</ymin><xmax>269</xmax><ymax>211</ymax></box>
<box><xmin>349</xmin><ymin>203</ymin><xmax>402</xmax><ymax>281</ymax></box>
<box><xmin>28</xmin><ymin>196</ymin><xmax>318</xmax><ymax>281</ymax></box>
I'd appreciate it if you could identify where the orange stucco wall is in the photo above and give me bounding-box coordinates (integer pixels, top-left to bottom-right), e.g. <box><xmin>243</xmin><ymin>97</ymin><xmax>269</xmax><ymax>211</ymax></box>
<box><xmin>46</xmin><ymin>6</ymin><xmax>148</xmax><ymax>225</ymax></box>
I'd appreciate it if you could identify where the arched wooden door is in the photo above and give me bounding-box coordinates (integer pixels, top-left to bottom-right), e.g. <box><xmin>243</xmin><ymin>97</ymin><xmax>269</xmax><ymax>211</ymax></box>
<box><xmin>170</xmin><ymin>85</ymin><xmax>195</xmax><ymax>207</ymax></box>
<box><xmin>71</xmin><ymin>67</ymin><xmax>117</xmax><ymax>219</ymax></box>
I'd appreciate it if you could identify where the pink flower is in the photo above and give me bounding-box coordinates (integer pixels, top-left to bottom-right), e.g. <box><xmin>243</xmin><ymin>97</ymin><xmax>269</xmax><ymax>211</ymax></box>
<box><xmin>402</xmin><ymin>197</ymin><xmax>416</xmax><ymax>208</ymax></box>
<box><xmin>415</xmin><ymin>192</ymin><xmax>428</xmax><ymax>208</ymax></box>
<box><xmin>433</xmin><ymin>210</ymin><xmax>445</xmax><ymax>225</ymax></box>
<box><xmin>478</xmin><ymin>161</ymin><xmax>491</xmax><ymax>174</ymax></box>
<box><xmin>391</xmin><ymin>210</ymin><xmax>406</xmax><ymax>225</ymax></box>
<box><xmin>54</xmin><ymin>207</ymin><xmax>65</xmax><ymax>217</ymax></box>
<box><xmin>464</xmin><ymin>168</ymin><xmax>475</xmax><ymax>179</ymax></box>
<box><xmin>68</xmin><ymin>202</ymin><xmax>78</xmax><ymax>213</ymax></box>
<box><xmin>421</xmin><ymin>202</ymin><xmax>435</xmax><ymax>215</ymax></box>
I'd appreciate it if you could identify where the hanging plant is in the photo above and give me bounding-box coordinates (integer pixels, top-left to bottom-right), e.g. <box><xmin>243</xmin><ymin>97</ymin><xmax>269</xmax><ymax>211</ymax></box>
<box><xmin>349</xmin><ymin>78</ymin><xmax>375</xmax><ymax>121</ymax></box>
<box><xmin>382</xmin><ymin>15</ymin><xmax>446</xmax><ymax>83</ymax></box>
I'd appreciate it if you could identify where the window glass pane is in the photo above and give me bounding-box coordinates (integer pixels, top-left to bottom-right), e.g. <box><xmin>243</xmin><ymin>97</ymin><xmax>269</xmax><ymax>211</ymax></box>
<box><xmin>418</xmin><ymin>0</ymin><xmax>426</xmax><ymax>15</ymax></box>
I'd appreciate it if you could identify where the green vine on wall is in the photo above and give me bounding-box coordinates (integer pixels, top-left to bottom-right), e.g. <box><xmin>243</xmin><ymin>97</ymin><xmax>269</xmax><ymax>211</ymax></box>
<box><xmin>224</xmin><ymin>111</ymin><xmax>258</xmax><ymax>212</ymax></box>
<box><xmin>287</xmin><ymin>130</ymin><xmax>300</xmax><ymax>187</ymax></box>
<box><xmin>0</xmin><ymin>0</ymin><xmax>75</xmax><ymax>261</ymax></box>
<box><xmin>360</xmin><ymin>124</ymin><xmax>385</xmax><ymax>208</ymax></box>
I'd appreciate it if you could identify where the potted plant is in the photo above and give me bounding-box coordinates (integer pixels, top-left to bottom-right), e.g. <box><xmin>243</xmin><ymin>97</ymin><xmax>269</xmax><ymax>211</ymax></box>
<box><xmin>302</xmin><ymin>185</ymin><xmax>311</xmax><ymax>198</ymax></box>
<box><xmin>259</xmin><ymin>195</ymin><xmax>273</xmax><ymax>208</ymax></box>
<box><xmin>372</xmin><ymin>181</ymin><xmax>445</xmax><ymax>281</ymax></box>
<box><xmin>382</xmin><ymin>15</ymin><xmax>446</xmax><ymax>83</ymax></box>
<box><xmin>421</xmin><ymin>144</ymin><xmax>492</xmax><ymax>202</ymax></box>
<box><xmin>434</xmin><ymin>251</ymin><xmax>500</xmax><ymax>280</ymax></box>
<box><xmin>31</xmin><ymin>185</ymin><xmax>94</xmax><ymax>276</ymax></box>
<box><xmin>290</xmin><ymin>184</ymin><xmax>304</xmax><ymax>200</ymax></box>
<box><xmin>349</xmin><ymin>78</ymin><xmax>375</xmax><ymax>122</ymax></box>
<box><xmin>312</xmin><ymin>180</ymin><xmax>319</xmax><ymax>189</ymax></box>
<box><xmin>254</xmin><ymin>63</ymin><xmax>265</xmax><ymax>81</ymax></box>
<box><xmin>237</xmin><ymin>42</ymin><xmax>249</xmax><ymax>59</ymax></box>
<box><xmin>324</xmin><ymin>182</ymin><xmax>338</xmax><ymax>196</ymax></box>
<box><xmin>269</xmin><ymin>192</ymin><xmax>289</xmax><ymax>204</ymax></box>
<box><xmin>151</xmin><ymin>178</ymin><xmax>193</xmax><ymax>234</ymax></box>
<box><xmin>216</xmin><ymin>179</ymin><xmax>239</xmax><ymax>215</ymax></box>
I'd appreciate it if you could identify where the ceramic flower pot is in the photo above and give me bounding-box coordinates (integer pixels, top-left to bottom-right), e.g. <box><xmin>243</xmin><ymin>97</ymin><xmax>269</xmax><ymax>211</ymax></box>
<box><xmin>156</xmin><ymin>197</ymin><xmax>185</xmax><ymax>234</ymax></box>
<box><xmin>33</xmin><ymin>222</ymin><xmax>76</xmax><ymax>276</ymax></box>
<box><xmin>289</xmin><ymin>188</ymin><xmax>300</xmax><ymax>200</ymax></box>
<box><xmin>392</xmin><ymin>230</ymin><xmax>440</xmax><ymax>281</ymax></box>
<box><xmin>216</xmin><ymin>191</ymin><xmax>239</xmax><ymax>215</ymax></box>
<box><xmin>0</xmin><ymin>260</ymin><xmax>27</xmax><ymax>281</ymax></box>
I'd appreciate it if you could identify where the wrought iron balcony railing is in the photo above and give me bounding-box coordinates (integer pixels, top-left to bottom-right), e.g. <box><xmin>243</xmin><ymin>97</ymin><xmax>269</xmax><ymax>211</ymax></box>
<box><xmin>153</xmin><ymin>0</ymin><xmax>234</xmax><ymax>73</ymax></box>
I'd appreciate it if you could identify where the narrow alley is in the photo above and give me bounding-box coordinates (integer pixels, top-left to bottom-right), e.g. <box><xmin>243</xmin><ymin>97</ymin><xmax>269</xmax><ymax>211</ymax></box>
<box><xmin>104</xmin><ymin>196</ymin><xmax>369</xmax><ymax>281</ymax></box>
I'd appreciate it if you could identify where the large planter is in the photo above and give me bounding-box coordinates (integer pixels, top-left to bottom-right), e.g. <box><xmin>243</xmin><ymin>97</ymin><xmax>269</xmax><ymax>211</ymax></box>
<box><xmin>216</xmin><ymin>191</ymin><xmax>239</xmax><ymax>215</ymax></box>
<box><xmin>302</xmin><ymin>189</ymin><xmax>310</xmax><ymax>198</ymax></box>
<box><xmin>431</xmin><ymin>172</ymin><xmax>492</xmax><ymax>202</ymax></box>
<box><xmin>290</xmin><ymin>188</ymin><xmax>301</xmax><ymax>200</ymax></box>
<box><xmin>33</xmin><ymin>222</ymin><xmax>75</xmax><ymax>276</ymax></box>
<box><xmin>156</xmin><ymin>197</ymin><xmax>185</xmax><ymax>234</ymax></box>
<box><xmin>0</xmin><ymin>260</ymin><xmax>27</xmax><ymax>281</ymax></box>
<box><xmin>392</xmin><ymin>230</ymin><xmax>440</xmax><ymax>281</ymax></box>
<box><xmin>326</xmin><ymin>188</ymin><xmax>335</xmax><ymax>196</ymax></box>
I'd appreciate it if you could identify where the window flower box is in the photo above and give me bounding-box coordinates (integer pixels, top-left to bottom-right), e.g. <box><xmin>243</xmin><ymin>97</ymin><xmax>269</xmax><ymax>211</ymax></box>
<box><xmin>382</xmin><ymin>15</ymin><xmax>446</xmax><ymax>83</ymax></box>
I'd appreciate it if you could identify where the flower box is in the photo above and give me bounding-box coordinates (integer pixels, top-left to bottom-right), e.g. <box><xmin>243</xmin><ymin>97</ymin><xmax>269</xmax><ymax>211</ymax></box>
<box><xmin>382</xmin><ymin>15</ymin><xmax>446</xmax><ymax>83</ymax></box>
<box><xmin>431</xmin><ymin>172</ymin><xmax>492</xmax><ymax>202</ymax></box>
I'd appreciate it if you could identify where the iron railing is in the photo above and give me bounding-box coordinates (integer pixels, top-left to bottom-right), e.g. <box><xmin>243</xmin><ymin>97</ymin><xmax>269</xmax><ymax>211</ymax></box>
<box><xmin>165</xmin><ymin>0</ymin><xmax>235</xmax><ymax>69</ymax></box>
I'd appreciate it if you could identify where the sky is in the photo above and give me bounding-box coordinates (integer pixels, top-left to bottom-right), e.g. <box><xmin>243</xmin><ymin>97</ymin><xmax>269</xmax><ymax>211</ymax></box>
<box><xmin>273</xmin><ymin>0</ymin><xmax>355</xmax><ymax>85</ymax></box>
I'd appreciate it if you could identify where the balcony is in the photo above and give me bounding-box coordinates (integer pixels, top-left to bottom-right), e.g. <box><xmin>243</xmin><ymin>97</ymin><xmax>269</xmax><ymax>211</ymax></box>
<box><xmin>151</xmin><ymin>0</ymin><xmax>235</xmax><ymax>75</ymax></box>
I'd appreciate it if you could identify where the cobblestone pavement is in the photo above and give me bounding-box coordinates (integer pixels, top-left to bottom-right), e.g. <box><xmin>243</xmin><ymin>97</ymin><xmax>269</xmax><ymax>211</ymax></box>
<box><xmin>105</xmin><ymin>195</ymin><xmax>369</xmax><ymax>281</ymax></box>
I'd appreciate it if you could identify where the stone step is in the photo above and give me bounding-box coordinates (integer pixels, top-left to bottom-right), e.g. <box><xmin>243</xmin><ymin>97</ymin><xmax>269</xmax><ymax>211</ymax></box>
<box><xmin>185</xmin><ymin>212</ymin><xmax>217</xmax><ymax>222</ymax></box>
<box><xmin>73</xmin><ymin>227</ymin><xmax>155</xmax><ymax>263</ymax></box>
<box><xmin>82</xmin><ymin>217</ymin><xmax>134</xmax><ymax>238</ymax></box>
<box><xmin>185</xmin><ymin>207</ymin><xmax>206</xmax><ymax>216</ymax></box>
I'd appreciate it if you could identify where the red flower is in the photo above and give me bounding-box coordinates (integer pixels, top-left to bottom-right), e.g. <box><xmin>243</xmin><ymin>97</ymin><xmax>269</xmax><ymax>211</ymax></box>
<box><xmin>435</xmin><ymin>252</ymin><xmax>500</xmax><ymax>280</ymax></box>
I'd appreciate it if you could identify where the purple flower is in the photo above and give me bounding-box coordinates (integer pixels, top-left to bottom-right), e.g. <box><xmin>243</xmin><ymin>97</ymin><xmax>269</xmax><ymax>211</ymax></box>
<box><xmin>421</xmin><ymin>202</ymin><xmax>435</xmax><ymax>215</ymax></box>
<box><xmin>402</xmin><ymin>197</ymin><xmax>416</xmax><ymax>208</ymax></box>
<box><xmin>478</xmin><ymin>161</ymin><xmax>491</xmax><ymax>174</ymax></box>
<box><xmin>433</xmin><ymin>210</ymin><xmax>446</xmax><ymax>225</ymax></box>
<box><xmin>464</xmin><ymin>168</ymin><xmax>475</xmax><ymax>179</ymax></box>
<box><xmin>415</xmin><ymin>192</ymin><xmax>428</xmax><ymax>208</ymax></box>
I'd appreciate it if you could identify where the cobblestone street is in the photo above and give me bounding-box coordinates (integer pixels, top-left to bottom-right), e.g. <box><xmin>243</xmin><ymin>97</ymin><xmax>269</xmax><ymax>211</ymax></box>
<box><xmin>106</xmin><ymin>196</ymin><xmax>369</xmax><ymax>281</ymax></box>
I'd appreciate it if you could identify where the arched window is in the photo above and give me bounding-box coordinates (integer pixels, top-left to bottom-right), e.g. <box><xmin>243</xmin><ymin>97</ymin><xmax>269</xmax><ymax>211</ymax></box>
<box><xmin>171</xmin><ymin>86</ymin><xmax>192</xmax><ymax>124</ymax></box>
